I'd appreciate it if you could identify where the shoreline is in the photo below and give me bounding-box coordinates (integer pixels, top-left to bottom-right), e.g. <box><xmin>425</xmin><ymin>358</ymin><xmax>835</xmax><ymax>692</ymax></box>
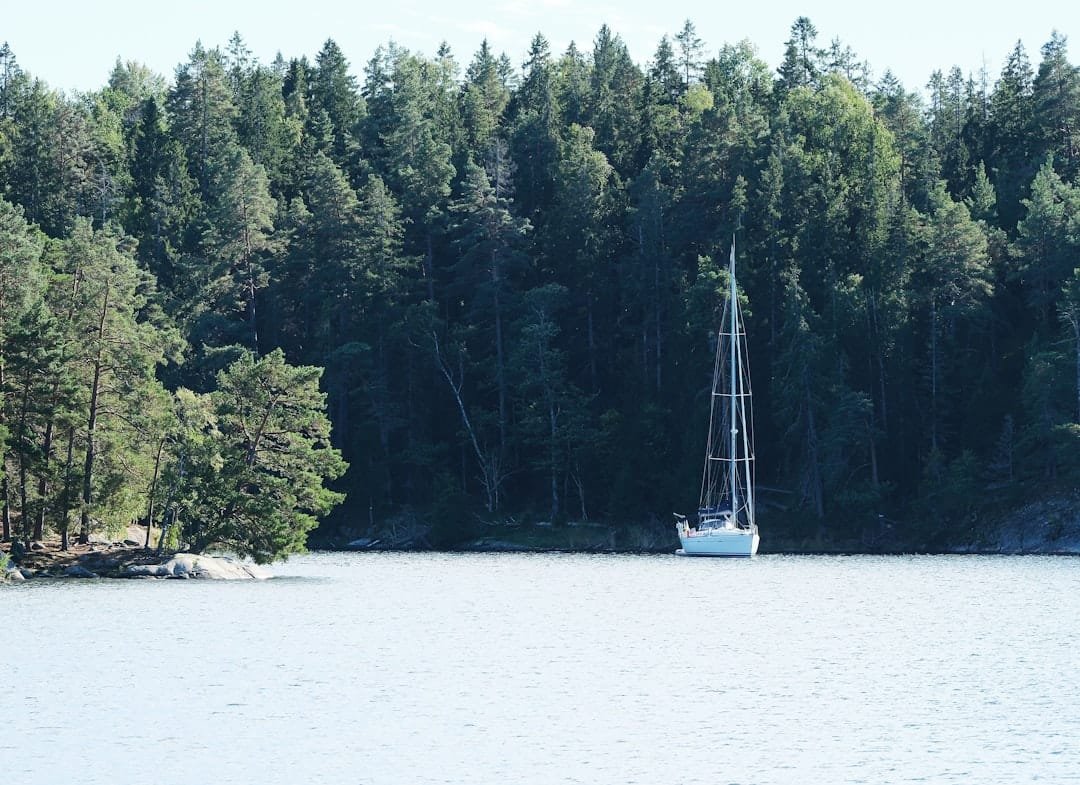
<box><xmin>326</xmin><ymin>543</ymin><xmax>1080</xmax><ymax>556</ymax></box>
<box><xmin>322</xmin><ymin>493</ymin><xmax>1080</xmax><ymax>557</ymax></box>
<box><xmin>8</xmin><ymin>507</ymin><xmax>1080</xmax><ymax>582</ymax></box>
<box><xmin>2</xmin><ymin>527</ymin><xmax>270</xmax><ymax>581</ymax></box>
<box><xmin>6</xmin><ymin>540</ymin><xmax>1078</xmax><ymax>583</ymax></box>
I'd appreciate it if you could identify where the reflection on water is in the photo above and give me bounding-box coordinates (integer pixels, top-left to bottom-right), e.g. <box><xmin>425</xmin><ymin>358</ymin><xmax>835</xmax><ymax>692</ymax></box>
<box><xmin>5</xmin><ymin>552</ymin><xmax>1079</xmax><ymax>784</ymax></box>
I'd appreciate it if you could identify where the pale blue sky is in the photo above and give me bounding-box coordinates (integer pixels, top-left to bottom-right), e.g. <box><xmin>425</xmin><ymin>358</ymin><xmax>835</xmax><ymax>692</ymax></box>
<box><xmin>4</xmin><ymin>0</ymin><xmax>1077</xmax><ymax>95</ymax></box>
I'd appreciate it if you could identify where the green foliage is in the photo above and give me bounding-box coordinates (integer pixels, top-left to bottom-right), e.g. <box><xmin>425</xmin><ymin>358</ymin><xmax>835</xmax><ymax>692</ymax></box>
<box><xmin>1011</xmin><ymin>160</ymin><xmax>1080</xmax><ymax>327</ymax></box>
<box><xmin>916</xmin><ymin>449</ymin><xmax>983</xmax><ymax>543</ymax></box>
<box><xmin>171</xmin><ymin>350</ymin><xmax>346</xmax><ymax>563</ymax></box>
<box><xmin>1</xmin><ymin>24</ymin><xmax>1079</xmax><ymax>553</ymax></box>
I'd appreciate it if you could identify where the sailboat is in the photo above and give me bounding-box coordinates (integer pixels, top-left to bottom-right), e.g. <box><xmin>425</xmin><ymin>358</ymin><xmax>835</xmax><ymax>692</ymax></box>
<box><xmin>675</xmin><ymin>239</ymin><xmax>760</xmax><ymax>557</ymax></box>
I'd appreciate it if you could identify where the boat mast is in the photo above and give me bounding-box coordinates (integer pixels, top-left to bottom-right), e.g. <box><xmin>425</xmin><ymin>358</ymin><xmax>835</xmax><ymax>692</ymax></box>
<box><xmin>729</xmin><ymin>238</ymin><xmax>738</xmax><ymax>519</ymax></box>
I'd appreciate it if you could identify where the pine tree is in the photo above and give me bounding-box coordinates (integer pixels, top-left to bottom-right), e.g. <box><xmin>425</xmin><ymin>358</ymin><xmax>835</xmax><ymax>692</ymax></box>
<box><xmin>510</xmin><ymin>284</ymin><xmax>589</xmax><ymax>522</ymax></box>
<box><xmin>674</xmin><ymin>20</ymin><xmax>706</xmax><ymax>91</ymax></box>
<box><xmin>586</xmin><ymin>25</ymin><xmax>642</xmax><ymax>176</ymax></box>
<box><xmin>1060</xmin><ymin>270</ymin><xmax>1080</xmax><ymax>423</ymax></box>
<box><xmin>649</xmin><ymin>36</ymin><xmax>681</xmax><ymax>105</ymax></box>
<box><xmin>236</xmin><ymin>64</ymin><xmax>294</xmax><ymax>193</ymax></box>
<box><xmin>917</xmin><ymin>183</ymin><xmax>993</xmax><ymax>454</ymax></box>
<box><xmin>450</xmin><ymin>153</ymin><xmax>531</xmax><ymax>455</ymax></box>
<box><xmin>127</xmin><ymin>96</ymin><xmax>198</xmax><ymax>292</ymax></box>
<box><xmin>200</xmin><ymin>143</ymin><xmax>277</xmax><ymax>354</ymax></box>
<box><xmin>312</xmin><ymin>39</ymin><xmax>364</xmax><ymax>168</ymax></box>
<box><xmin>462</xmin><ymin>40</ymin><xmax>509</xmax><ymax>160</ymax></box>
<box><xmin>1032</xmin><ymin>31</ymin><xmax>1080</xmax><ymax>179</ymax></box>
<box><xmin>777</xmin><ymin>17</ymin><xmax>822</xmax><ymax>95</ymax></box>
<box><xmin>167</xmin><ymin>43</ymin><xmax>239</xmax><ymax>195</ymax></box>
<box><xmin>64</xmin><ymin>220</ymin><xmax>180</xmax><ymax>545</ymax></box>
<box><xmin>382</xmin><ymin>51</ymin><xmax>455</xmax><ymax>302</ymax></box>
<box><xmin>509</xmin><ymin>33</ymin><xmax>561</xmax><ymax>217</ymax></box>
<box><xmin>171</xmin><ymin>349</ymin><xmax>346</xmax><ymax>562</ymax></box>
<box><xmin>545</xmin><ymin>124</ymin><xmax>619</xmax><ymax>394</ymax></box>
<box><xmin>1011</xmin><ymin>159</ymin><xmax>1080</xmax><ymax>330</ymax></box>
<box><xmin>987</xmin><ymin>41</ymin><xmax>1036</xmax><ymax>229</ymax></box>
<box><xmin>5</xmin><ymin>297</ymin><xmax>66</xmax><ymax>542</ymax></box>
<box><xmin>0</xmin><ymin>197</ymin><xmax>45</xmax><ymax>541</ymax></box>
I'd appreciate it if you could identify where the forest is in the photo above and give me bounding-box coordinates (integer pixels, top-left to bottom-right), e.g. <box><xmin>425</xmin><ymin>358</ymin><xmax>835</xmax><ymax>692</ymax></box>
<box><xmin>1</xmin><ymin>17</ymin><xmax>1079</xmax><ymax>555</ymax></box>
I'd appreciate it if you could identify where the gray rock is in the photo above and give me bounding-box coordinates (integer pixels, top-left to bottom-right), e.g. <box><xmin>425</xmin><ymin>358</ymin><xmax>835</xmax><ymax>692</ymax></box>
<box><xmin>64</xmin><ymin>565</ymin><xmax>98</xmax><ymax>578</ymax></box>
<box><xmin>974</xmin><ymin>494</ymin><xmax>1080</xmax><ymax>554</ymax></box>
<box><xmin>346</xmin><ymin>537</ymin><xmax>379</xmax><ymax>549</ymax></box>
<box><xmin>3</xmin><ymin>568</ymin><xmax>26</xmax><ymax>582</ymax></box>
<box><xmin>123</xmin><ymin>563</ymin><xmax>159</xmax><ymax>577</ymax></box>
<box><xmin>125</xmin><ymin>553</ymin><xmax>270</xmax><ymax>580</ymax></box>
<box><xmin>30</xmin><ymin>540</ymin><xmax>47</xmax><ymax>551</ymax></box>
<box><xmin>122</xmin><ymin>539</ymin><xmax>141</xmax><ymax>547</ymax></box>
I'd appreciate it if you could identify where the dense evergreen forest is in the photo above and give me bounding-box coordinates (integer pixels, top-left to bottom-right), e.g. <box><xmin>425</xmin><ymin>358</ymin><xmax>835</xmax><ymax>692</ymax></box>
<box><xmin>1</xmin><ymin>17</ymin><xmax>1079</xmax><ymax>553</ymax></box>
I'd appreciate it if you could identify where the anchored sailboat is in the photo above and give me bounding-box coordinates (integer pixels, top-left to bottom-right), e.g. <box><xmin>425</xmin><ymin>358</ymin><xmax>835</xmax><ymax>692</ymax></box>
<box><xmin>676</xmin><ymin>239</ymin><xmax>759</xmax><ymax>557</ymax></box>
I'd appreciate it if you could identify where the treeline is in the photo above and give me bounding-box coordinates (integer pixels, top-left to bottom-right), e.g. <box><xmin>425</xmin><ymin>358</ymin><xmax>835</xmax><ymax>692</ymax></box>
<box><xmin>1</xmin><ymin>18</ymin><xmax>1078</xmax><ymax>549</ymax></box>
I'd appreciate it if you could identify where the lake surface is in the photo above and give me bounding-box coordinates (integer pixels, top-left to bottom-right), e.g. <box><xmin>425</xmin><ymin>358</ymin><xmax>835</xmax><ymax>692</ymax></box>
<box><xmin>4</xmin><ymin>552</ymin><xmax>1079</xmax><ymax>784</ymax></box>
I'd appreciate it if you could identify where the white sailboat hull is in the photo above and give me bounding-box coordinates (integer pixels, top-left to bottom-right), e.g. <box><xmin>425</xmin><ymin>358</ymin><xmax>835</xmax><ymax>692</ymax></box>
<box><xmin>679</xmin><ymin>239</ymin><xmax>759</xmax><ymax>559</ymax></box>
<box><xmin>676</xmin><ymin>526</ymin><xmax>759</xmax><ymax>557</ymax></box>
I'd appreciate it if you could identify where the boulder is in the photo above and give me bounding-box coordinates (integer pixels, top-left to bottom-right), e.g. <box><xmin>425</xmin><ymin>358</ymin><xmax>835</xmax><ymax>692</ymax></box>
<box><xmin>30</xmin><ymin>541</ymin><xmax>47</xmax><ymax>551</ymax></box>
<box><xmin>125</xmin><ymin>553</ymin><xmax>270</xmax><ymax>580</ymax></box>
<box><xmin>345</xmin><ymin>537</ymin><xmax>379</xmax><ymax>549</ymax></box>
<box><xmin>64</xmin><ymin>565</ymin><xmax>98</xmax><ymax>578</ymax></box>
<box><xmin>975</xmin><ymin>494</ymin><xmax>1080</xmax><ymax>554</ymax></box>
<box><xmin>123</xmin><ymin>563</ymin><xmax>158</xmax><ymax>578</ymax></box>
<box><xmin>3</xmin><ymin>568</ymin><xmax>25</xmax><ymax>582</ymax></box>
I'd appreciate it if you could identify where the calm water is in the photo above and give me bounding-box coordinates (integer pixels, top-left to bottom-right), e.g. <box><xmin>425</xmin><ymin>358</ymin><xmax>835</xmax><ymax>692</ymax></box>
<box><xmin>4</xmin><ymin>552</ymin><xmax>1078</xmax><ymax>784</ymax></box>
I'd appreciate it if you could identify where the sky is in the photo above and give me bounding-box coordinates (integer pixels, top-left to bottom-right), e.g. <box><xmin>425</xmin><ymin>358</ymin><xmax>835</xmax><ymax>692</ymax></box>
<box><xmin>3</xmin><ymin>1</ymin><xmax>1078</xmax><ymax>95</ymax></box>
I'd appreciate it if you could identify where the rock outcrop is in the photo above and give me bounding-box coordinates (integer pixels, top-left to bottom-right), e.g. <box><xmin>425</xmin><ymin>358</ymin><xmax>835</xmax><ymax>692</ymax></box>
<box><xmin>2</xmin><ymin>548</ymin><xmax>272</xmax><ymax>581</ymax></box>
<box><xmin>64</xmin><ymin>565</ymin><xmax>98</xmax><ymax>578</ymax></box>
<box><xmin>123</xmin><ymin>553</ymin><xmax>271</xmax><ymax>580</ymax></box>
<box><xmin>960</xmin><ymin>493</ymin><xmax>1080</xmax><ymax>554</ymax></box>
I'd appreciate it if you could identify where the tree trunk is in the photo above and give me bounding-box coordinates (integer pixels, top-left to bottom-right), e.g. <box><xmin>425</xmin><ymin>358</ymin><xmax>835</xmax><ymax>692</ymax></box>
<box><xmin>80</xmin><ymin>279</ymin><xmax>111</xmax><ymax>546</ymax></box>
<box><xmin>1072</xmin><ymin>317</ymin><xmax>1080</xmax><ymax>424</ymax></box>
<box><xmin>869</xmin><ymin>417</ymin><xmax>880</xmax><ymax>489</ymax></box>
<box><xmin>79</xmin><ymin>358</ymin><xmax>103</xmax><ymax>545</ymax></box>
<box><xmin>0</xmin><ymin>343</ymin><xmax>8</xmax><ymax>542</ymax></box>
<box><xmin>572</xmin><ymin>467</ymin><xmax>587</xmax><ymax>520</ymax></box>
<box><xmin>157</xmin><ymin>453</ymin><xmax>185</xmax><ymax>555</ymax></box>
<box><xmin>424</xmin><ymin>232</ymin><xmax>436</xmax><ymax>302</ymax></box>
<box><xmin>35</xmin><ymin>259</ymin><xmax>80</xmax><ymax>543</ymax></box>
<box><xmin>59</xmin><ymin>426</ymin><xmax>75</xmax><ymax>551</ymax></box>
<box><xmin>536</xmin><ymin>325</ymin><xmax>559</xmax><ymax>522</ymax></box>
<box><xmin>868</xmin><ymin>291</ymin><xmax>889</xmax><ymax>432</ymax></box>
<box><xmin>549</xmin><ymin>397</ymin><xmax>559</xmax><ymax>523</ymax></box>
<box><xmin>15</xmin><ymin>364</ymin><xmax>36</xmax><ymax>544</ymax></box>
<box><xmin>432</xmin><ymin>332</ymin><xmax>497</xmax><ymax>512</ymax></box>
<box><xmin>34</xmin><ymin>418</ymin><xmax>54</xmax><ymax>542</ymax></box>
<box><xmin>377</xmin><ymin>330</ymin><xmax>392</xmax><ymax>504</ymax></box>
<box><xmin>929</xmin><ymin>298</ymin><xmax>939</xmax><ymax>454</ymax></box>
<box><xmin>586</xmin><ymin>292</ymin><xmax>597</xmax><ymax>394</ymax></box>
<box><xmin>654</xmin><ymin>256</ymin><xmax>662</xmax><ymax>393</ymax></box>
<box><xmin>1</xmin><ymin>477</ymin><xmax>10</xmax><ymax>543</ymax></box>
<box><xmin>803</xmin><ymin>372</ymin><xmax>824</xmax><ymax>522</ymax></box>
<box><xmin>246</xmin><ymin>255</ymin><xmax>259</xmax><ymax>356</ymax></box>
<box><xmin>492</xmin><ymin>247</ymin><xmax>507</xmax><ymax>455</ymax></box>
<box><xmin>145</xmin><ymin>437</ymin><xmax>165</xmax><ymax>548</ymax></box>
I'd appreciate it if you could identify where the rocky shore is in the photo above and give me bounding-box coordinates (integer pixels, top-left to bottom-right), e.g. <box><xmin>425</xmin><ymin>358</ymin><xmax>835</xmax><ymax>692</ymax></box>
<box><xmin>330</xmin><ymin>494</ymin><xmax>1080</xmax><ymax>556</ymax></box>
<box><xmin>2</xmin><ymin>527</ymin><xmax>270</xmax><ymax>582</ymax></box>
<box><xmin>957</xmin><ymin>492</ymin><xmax>1080</xmax><ymax>555</ymax></box>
